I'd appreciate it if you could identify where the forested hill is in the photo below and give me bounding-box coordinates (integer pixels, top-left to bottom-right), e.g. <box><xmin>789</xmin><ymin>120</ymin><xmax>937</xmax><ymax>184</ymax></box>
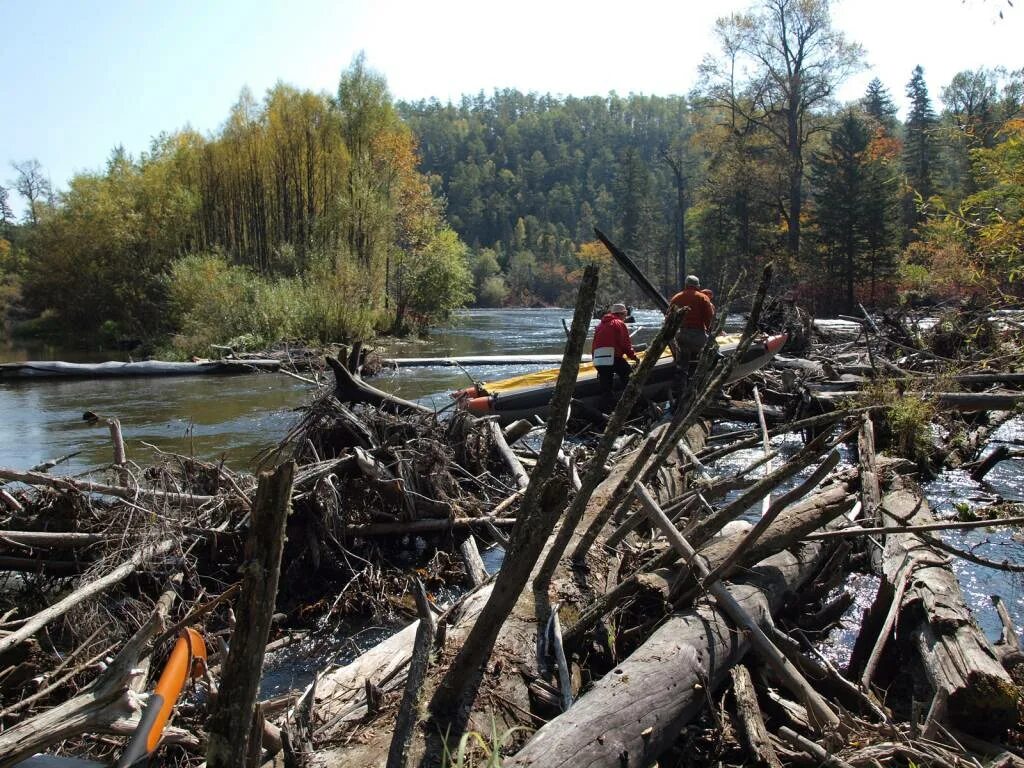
<box><xmin>399</xmin><ymin>91</ymin><xmax>690</xmax><ymax>303</ymax></box>
<box><xmin>398</xmin><ymin>67</ymin><xmax>1024</xmax><ymax>313</ymax></box>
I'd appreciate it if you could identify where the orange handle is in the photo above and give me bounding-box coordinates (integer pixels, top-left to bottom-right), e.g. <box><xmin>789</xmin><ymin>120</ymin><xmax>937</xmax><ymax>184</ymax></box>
<box><xmin>145</xmin><ymin>628</ymin><xmax>207</xmax><ymax>753</ymax></box>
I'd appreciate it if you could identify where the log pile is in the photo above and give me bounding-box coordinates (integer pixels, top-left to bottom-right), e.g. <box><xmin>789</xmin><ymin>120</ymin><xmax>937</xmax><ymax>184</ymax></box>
<box><xmin>1</xmin><ymin>281</ymin><xmax>1023</xmax><ymax>768</ymax></box>
<box><xmin>0</xmin><ymin>374</ymin><xmax>536</xmax><ymax>766</ymax></box>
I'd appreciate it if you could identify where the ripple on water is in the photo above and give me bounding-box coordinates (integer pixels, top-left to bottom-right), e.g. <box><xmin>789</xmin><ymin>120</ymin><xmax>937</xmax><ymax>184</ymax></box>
<box><xmin>922</xmin><ymin>416</ymin><xmax>1024</xmax><ymax>641</ymax></box>
<box><xmin>709</xmin><ymin>416</ymin><xmax>1024</xmax><ymax>666</ymax></box>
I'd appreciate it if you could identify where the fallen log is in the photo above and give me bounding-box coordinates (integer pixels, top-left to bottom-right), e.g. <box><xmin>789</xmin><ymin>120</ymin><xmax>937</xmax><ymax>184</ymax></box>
<box><xmin>0</xmin><ymin>530</ymin><xmax>108</xmax><ymax>547</ymax></box>
<box><xmin>730</xmin><ymin>664</ymin><xmax>783</xmax><ymax>768</ymax></box>
<box><xmin>634</xmin><ymin>483</ymin><xmax>842</xmax><ymax>734</ymax></box>
<box><xmin>0</xmin><ymin>467</ymin><xmax>221</xmax><ymax>506</ymax></box>
<box><xmin>458</xmin><ymin>535</ymin><xmax>489</xmax><ymax>587</ymax></box>
<box><xmin>338</xmin><ymin>517</ymin><xmax>516</xmax><ymax>536</ymax></box>
<box><xmin>505</xmin><ymin>541</ymin><xmax>838</xmax><ymax>766</ymax></box>
<box><xmin>873</xmin><ymin>481</ymin><xmax>1019</xmax><ymax>735</ymax></box>
<box><xmin>386</xmin><ymin>581</ymin><xmax>436</xmax><ymax>768</ymax></box>
<box><xmin>484</xmin><ymin>418</ymin><xmax>530</xmax><ymax>490</ymax></box>
<box><xmin>811</xmin><ymin>390</ymin><xmax>1024</xmax><ymax>413</ymax></box>
<box><xmin>967</xmin><ymin>445</ymin><xmax>1024</xmax><ymax>481</ymax></box>
<box><xmin>309</xmin><ymin>585</ymin><xmax>491</xmax><ymax>750</ymax></box>
<box><xmin>328</xmin><ymin>357</ymin><xmax>432</xmax><ymax>415</ymax></box>
<box><xmin>564</xmin><ymin>471</ymin><xmax>858</xmax><ymax>648</ymax></box>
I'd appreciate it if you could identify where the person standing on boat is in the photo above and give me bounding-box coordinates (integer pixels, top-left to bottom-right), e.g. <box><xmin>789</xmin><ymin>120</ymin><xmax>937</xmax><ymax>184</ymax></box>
<box><xmin>669</xmin><ymin>275</ymin><xmax>716</xmax><ymax>391</ymax></box>
<box><xmin>592</xmin><ymin>303</ymin><xmax>638</xmax><ymax>412</ymax></box>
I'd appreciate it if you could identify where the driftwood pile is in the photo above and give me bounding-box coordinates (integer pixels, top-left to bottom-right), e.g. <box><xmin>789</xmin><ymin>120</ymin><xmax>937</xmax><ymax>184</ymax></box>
<box><xmin>0</xmin><ymin>376</ymin><xmax>532</xmax><ymax>765</ymax></box>
<box><xmin>1</xmin><ymin>270</ymin><xmax>1023</xmax><ymax>767</ymax></box>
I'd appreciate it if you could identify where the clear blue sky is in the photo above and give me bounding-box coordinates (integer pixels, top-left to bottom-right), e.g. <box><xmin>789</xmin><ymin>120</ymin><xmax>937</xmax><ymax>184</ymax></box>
<box><xmin>1</xmin><ymin>0</ymin><xmax>1020</xmax><ymax>215</ymax></box>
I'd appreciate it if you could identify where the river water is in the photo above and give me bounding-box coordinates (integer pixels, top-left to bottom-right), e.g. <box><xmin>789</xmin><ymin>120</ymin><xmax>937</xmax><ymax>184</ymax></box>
<box><xmin>1</xmin><ymin>307</ymin><xmax>1022</xmax><ymax>685</ymax></box>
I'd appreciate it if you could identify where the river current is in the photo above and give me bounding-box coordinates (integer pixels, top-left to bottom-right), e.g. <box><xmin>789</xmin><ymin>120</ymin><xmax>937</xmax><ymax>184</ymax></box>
<box><xmin>0</xmin><ymin>307</ymin><xmax>1021</xmax><ymax>689</ymax></box>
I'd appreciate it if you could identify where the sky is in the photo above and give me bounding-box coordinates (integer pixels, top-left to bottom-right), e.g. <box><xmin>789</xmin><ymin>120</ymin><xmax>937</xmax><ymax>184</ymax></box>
<box><xmin>1</xmin><ymin>0</ymin><xmax>1020</xmax><ymax>215</ymax></box>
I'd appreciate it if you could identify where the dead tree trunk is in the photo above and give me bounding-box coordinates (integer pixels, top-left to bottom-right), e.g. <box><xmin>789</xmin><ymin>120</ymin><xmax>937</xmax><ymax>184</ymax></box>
<box><xmin>427</xmin><ymin>264</ymin><xmax>599</xmax><ymax>729</ymax></box>
<box><xmin>873</xmin><ymin>480</ymin><xmax>1019</xmax><ymax>735</ymax></box>
<box><xmin>505</xmin><ymin>540</ymin><xmax>837</xmax><ymax>767</ymax></box>
<box><xmin>207</xmin><ymin>461</ymin><xmax>295</xmax><ymax>767</ymax></box>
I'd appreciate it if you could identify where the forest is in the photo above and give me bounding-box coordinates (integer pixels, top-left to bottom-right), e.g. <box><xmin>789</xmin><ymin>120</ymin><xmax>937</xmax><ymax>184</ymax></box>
<box><xmin>1</xmin><ymin>0</ymin><xmax>1023</xmax><ymax>353</ymax></box>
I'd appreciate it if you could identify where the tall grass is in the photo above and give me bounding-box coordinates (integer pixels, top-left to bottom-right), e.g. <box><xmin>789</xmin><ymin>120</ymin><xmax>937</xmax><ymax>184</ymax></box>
<box><xmin>165</xmin><ymin>252</ymin><xmax>387</xmax><ymax>357</ymax></box>
<box><xmin>440</xmin><ymin>719</ymin><xmax>529</xmax><ymax>768</ymax></box>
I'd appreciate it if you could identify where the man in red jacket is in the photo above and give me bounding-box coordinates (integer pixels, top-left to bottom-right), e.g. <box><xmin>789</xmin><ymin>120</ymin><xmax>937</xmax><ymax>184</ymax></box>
<box><xmin>592</xmin><ymin>302</ymin><xmax>638</xmax><ymax>412</ymax></box>
<box><xmin>668</xmin><ymin>275</ymin><xmax>716</xmax><ymax>392</ymax></box>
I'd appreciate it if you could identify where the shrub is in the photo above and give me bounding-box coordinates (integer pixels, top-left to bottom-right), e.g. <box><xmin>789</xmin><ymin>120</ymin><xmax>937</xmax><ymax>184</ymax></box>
<box><xmin>165</xmin><ymin>252</ymin><xmax>387</xmax><ymax>357</ymax></box>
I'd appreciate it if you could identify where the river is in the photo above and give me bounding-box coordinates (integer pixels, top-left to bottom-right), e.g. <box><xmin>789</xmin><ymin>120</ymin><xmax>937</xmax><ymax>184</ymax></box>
<box><xmin>0</xmin><ymin>308</ymin><xmax>669</xmax><ymax>474</ymax></box>
<box><xmin>0</xmin><ymin>307</ymin><xmax>1022</xmax><ymax>687</ymax></box>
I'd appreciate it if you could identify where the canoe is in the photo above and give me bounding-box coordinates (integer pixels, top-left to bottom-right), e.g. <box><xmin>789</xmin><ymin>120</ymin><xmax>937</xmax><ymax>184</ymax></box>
<box><xmin>452</xmin><ymin>334</ymin><xmax>787</xmax><ymax>424</ymax></box>
<box><xmin>0</xmin><ymin>359</ymin><xmax>281</xmax><ymax>380</ymax></box>
<box><xmin>383</xmin><ymin>354</ymin><xmax>593</xmax><ymax>367</ymax></box>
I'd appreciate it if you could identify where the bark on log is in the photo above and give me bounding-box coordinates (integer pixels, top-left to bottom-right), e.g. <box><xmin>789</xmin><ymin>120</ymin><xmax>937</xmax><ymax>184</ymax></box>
<box><xmin>339</xmin><ymin>517</ymin><xmax>516</xmax><ymax>536</ymax></box>
<box><xmin>207</xmin><ymin>461</ymin><xmax>294</xmax><ymax>768</ymax></box>
<box><xmin>386</xmin><ymin>581</ymin><xmax>436</xmax><ymax>768</ymax></box>
<box><xmin>485</xmin><ymin>418</ymin><xmax>531</xmax><ymax>490</ymax></box>
<box><xmin>565</xmin><ymin>474</ymin><xmax>857</xmax><ymax>648</ymax></box>
<box><xmin>877</xmin><ymin>481</ymin><xmax>1019</xmax><ymax>735</ymax></box>
<box><xmin>730</xmin><ymin>664</ymin><xmax>783</xmax><ymax>768</ymax></box>
<box><xmin>0</xmin><ymin>466</ymin><xmax>220</xmax><ymax>506</ymax></box>
<box><xmin>812</xmin><ymin>390</ymin><xmax>1024</xmax><ymax>413</ymax></box>
<box><xmin>328</xmin><ymin>357</ymin><xmax>432</xmax><ymax>415</ymax></box>
<box><xmin>309</xmin><ymin>585</ymin><xmax>489</xmax><ymax>753</ymax></box>
<box><xmin>0</xmin><ymin>530</ymin><xmax>107</xmax><ymax>547</ymax></box>
<box><xmin>458</xmin><ymin>535</ymin><xmax>489</xmax><ymax>587</ymax></box>
<box><xmin>635</xmin><ymin>484</ymin><xmax>841</xmax><ymax>734</ymax></box>
<box><xmin>428</xmin><ymin>264</ymin><xmax>599</xmax><ymax>723</ymax></box>
<box><xmin>504</xmin><ymin>542</ymin><xmax>837</xmax><ymax>767</ymax></box>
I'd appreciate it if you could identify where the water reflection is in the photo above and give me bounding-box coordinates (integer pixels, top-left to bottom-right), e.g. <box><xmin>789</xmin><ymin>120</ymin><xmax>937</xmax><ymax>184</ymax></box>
<box><xmin>0</xmin><ymin>308</ymin><xmax>666</xmax><ymax>472</ymax></box>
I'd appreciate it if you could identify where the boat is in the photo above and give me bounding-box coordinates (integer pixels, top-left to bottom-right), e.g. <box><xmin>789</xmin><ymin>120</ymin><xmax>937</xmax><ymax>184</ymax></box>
<box><xmin>451</xmin><ymin>333</ymin><xmax>787</xmax><ymax>424</ymax></box>
<box><xmin>0</xmin><ymin>358</ymin><xmax>281</xmax><ymax>380</ymax></box>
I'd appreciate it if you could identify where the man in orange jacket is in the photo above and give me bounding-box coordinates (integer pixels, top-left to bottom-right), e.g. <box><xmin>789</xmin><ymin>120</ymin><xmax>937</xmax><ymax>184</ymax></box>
<box><xmin>592</xmin><ymin>302</ymin><xmax>638</xmax><ymax>412</ymax></box>
<box><xmin>668</xmin><ymin>275</ymin><xmax>716</xmax><ymax>391</ymax></box>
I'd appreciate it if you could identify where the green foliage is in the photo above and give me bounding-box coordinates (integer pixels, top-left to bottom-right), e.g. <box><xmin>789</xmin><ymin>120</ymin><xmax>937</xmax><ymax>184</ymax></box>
<box><xmin>166</xmin><ymin>252</ymin><xmax>384</xmax><ymax>357</ymax></box>
<box><xmin>22</xmin><ymin>149</ymin><xmax>197</xmax><ymax>341</ymax></box>
<box><xmin>12</xmin><ymin>56</ymin><xmax>472</xmax><ymax>347</ymax></box>
<box><xmin>400</xmin><ymin>90</ymin><xmax>697</xmax><ymax>303</ymax></box>
<box><xmin>392</xmin><ymin>227</ymin><xmax>474</xmax><ymax>332</ymax></box>
<box><xmin>859</xmin><ymin>380</ymin><xmax>937</xmax><ymax>466</ymax></box>
<box><xmin>440</xmin><ymin>718</ymin><xmax>530</xmax><ymax>768</ymax></box>
<box><xmin>477</xmin><ymin>275</ymin><xmax>509</xmax><ymax>307</ymax></box>
<box><xmin>808</xmin><ymin>110</ymin><xmax>900</xmax><ymax>311</ymax></box>
<box><xmin>16</xmin><ymin>12</ymin><xmax>1024</xmax><ymax>348</ymax></box>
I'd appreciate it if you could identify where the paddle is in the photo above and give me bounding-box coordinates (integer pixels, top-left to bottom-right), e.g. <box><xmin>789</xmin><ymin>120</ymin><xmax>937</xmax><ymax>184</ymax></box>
<box><xmin>594</xmin><ymin>227</ymin><xmax>670</xmax><ymax>311</ymax></box>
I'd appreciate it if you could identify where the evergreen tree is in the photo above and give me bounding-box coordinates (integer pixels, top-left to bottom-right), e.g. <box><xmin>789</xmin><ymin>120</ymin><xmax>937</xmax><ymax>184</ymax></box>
<box><xmin>903</xmin><ymin>65</ymin><xmax>938</xmax><ymax>237</ymax></box>
<box><xmin>810</xmin><ymin>110</ymin><xmax>899</xmax><ymax>311</ymax></box>
<box><xmin>863</xmin><ymin>78</ymin><xmax>898</xmax><ymax>134</ymax></box>
<box><xmin>613</xmin><ymin>147</ymin><xmax>650</xmax><ymax>254</ymax></box>
<box><xmin>812</xmin><ymin>111</ymin><xmax>871</xmax><ymax>312</ymax></box>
